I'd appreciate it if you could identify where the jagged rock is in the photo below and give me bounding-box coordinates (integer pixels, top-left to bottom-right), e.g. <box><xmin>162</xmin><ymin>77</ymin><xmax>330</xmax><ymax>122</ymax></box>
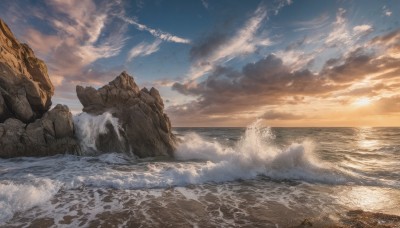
<box><xmin>0</xmin><ymin>19</ymin><xmax>80</xmax><ymax>158</ymax></box>
<box><xmin>0</xmin><ymin>104</ymin><xmax>81</xmax><ymax>158</ymax></box>
<box><xmin>0</xmin><ymin>19</ymin><xmax>54</xmax><ymax>123</ymax></box>
<box><xmin>76</xmin><ymin>71</ymin><xmax>176</xmax><ymax>157</ymax></box>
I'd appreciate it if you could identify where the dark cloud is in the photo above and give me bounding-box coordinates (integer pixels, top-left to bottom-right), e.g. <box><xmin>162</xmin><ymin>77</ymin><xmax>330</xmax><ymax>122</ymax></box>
<box><xmin>370</xmin><ymin>29</ymin><xmax>400</xmax><ymax>45</ymax></box>
<box><xmin>321</xmin><ymin>46</ymin><xmax>400</xmax><ymax>83</ymax></box>
<box><xmin>370</xmin><ymin>29</ymin><xmax>400</xmax><ymax>58</ymax></box>
<box><xmin>321</xmin><ymin>48</ymin><xmax>376</xmax><ymax>83</ymax></box>
<box><xmin>170</xmin><ymin>54</ymin><xmax>341</xmax><ymax>116</ymax></box>
<box><xmin>190</xmin><ymin>32</ymin><xmax>230</xmax><ymax>62</ymax></box>
<box><xmin>261</xmin><ymin>110</ymin><xmax>304</xmax><ymax>120</ymax></box>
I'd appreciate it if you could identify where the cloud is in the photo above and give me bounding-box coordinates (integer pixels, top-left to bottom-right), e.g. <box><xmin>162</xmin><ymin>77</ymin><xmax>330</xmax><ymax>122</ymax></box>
<box><xmin>374</xmin><ymin>95</ymin><xmax>400</xmax><ymax>113</ymax></box>
<box><xmin>293</xmin><ymin>13</ymin><xmax>330</xmax><ymax>31</ymax></box>
<box><xmin>171</xmin><ymin>54</ymin><xmax>339</xmax><ymax>116</ymax></box>
<box><xmin>274</xmin><ymin>49</ymin><xmax>317</xmax><ymax>72</ymax></box>
<box><xmin>22</xmin><ymin>28</ymin><xmax>61</xmax><ymax>56</ymax></box>
<box><xmin>325</xmin><ymin>9</ymin><xmax>373</xmax><ymax>49</ymax></box>
<box><xmin>201</xmin><ymin>0</ymin><xmax>208</xmax><ymax>9</ymax></box>
<box><xmin>19</xmin><ymin>0</ymin><xmax>127</xmax><ymax>85</ymax></box>
<box><xmin>370</xmin><ymin>29</ymin><xmax>400</xmax><ymax>58</ymax></box>
<box><xmin>321</xmin><ymin>48</ymin><xmax>377</xmax><ymax>83</ymax></box>
<box><xmin>353</xmin><ymin>24</ymin><xmax>373</xmax><ymax>35</ymax></box>
<box><xmin>187</xmin><ymin>5</ymin><xmax>271</xmax><ymax>81</ymax></box>
<box><xmin>183</xmin><ymin>1</ymin><xmax>292</xmax><ymax>83</ymax></box>
<box><xmin>127</xmin><ymin>39</ymin><xmax>162</xmax><ymax>61</ymax></box>
<box><xmin>261</xmin><ymin>110</ymin><xmax>304</xmax><ymax>120</ymax></box>
<box><xmin>117</xmin><ymin>14</ymin><xmax>191</xmax><ymax>44</ymax></box>
<box><xmin>325</xmin><ymin>8</ymin><xmax>350</xmax><ymax>46</ymax></box>
<box><xmin>383</xmin><ymin>5</ymin><xmax>392</xmax><ymax>17</ymax></box>
<box><xmin>169</xmin><ymin>28</ymin><xmax>400</xmax><ymax>125</ymax></box>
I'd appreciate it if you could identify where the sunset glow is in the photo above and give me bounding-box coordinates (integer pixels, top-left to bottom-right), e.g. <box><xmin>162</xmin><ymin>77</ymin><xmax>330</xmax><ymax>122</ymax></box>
<box><xmin>353</xmin><ymin>98</ymin><xmax>372</xmax><ymax>107</ymax></box>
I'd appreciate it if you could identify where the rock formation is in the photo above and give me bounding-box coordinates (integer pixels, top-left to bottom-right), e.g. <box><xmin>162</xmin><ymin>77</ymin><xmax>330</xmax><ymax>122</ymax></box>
<box><xmin>0</xmin><ymin>19</ymin><xmax>54</xmax><ymax>123</ymax></box>
<box><xmin>0</xmin><ymin>104</ymin><xmax>81</xmax><ymax>158</ymax></box>
<box><xmin>0</xmin><ymin>18</ymin><xmax>176</xmax><ymax>158</ymax></box>
<box><xmin>76</xmin><ymin>71</ymin><xmax>176</xmax><ymax>157</ymax></box>
<box><xmin>0</xmin><ymin>19</ymin><xmax>80</xmax><ymax>158</ymax></box>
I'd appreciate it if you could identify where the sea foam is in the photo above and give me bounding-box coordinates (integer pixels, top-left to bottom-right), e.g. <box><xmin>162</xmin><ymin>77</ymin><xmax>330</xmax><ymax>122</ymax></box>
<box><xmin>73</xmin><ymin>112</ymin><xmax>122</xmax><ymax>153</ymax></box>
<box><xmin>173</xmin><ymin>120</ymin><xmax>343</xmax><ymax>184</ymax></box>
<box><xmin>0</xmin><ymin>178</ymin><xmax>60</xmax><ymax>223</ymax></box>
<box><xmin>74</xmin><ymin>120</ymin><xmax>345</xmax><ymax>189</ymax></box>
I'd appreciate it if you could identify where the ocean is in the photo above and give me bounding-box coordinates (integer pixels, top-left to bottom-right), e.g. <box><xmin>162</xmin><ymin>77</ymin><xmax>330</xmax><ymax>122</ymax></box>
<box><xmin>0</xmin><ymin>120</ymin><xmax>399</xmax><ymax>227</ymax></box>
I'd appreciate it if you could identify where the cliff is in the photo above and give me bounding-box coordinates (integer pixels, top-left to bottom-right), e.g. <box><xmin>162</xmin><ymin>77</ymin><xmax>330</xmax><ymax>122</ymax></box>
<box><xmin>0</xmin><ymin>19</ymin><xmax>80</xmax><ymax>158</ymax></box>
<box><xmin>0</xmin><ymin>19</ymin><xmax>53</xmax><ymax>122</ymax></box>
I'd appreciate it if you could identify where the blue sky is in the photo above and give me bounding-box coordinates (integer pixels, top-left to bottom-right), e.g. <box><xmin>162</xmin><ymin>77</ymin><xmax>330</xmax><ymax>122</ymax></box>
<box><xmin>1</xmin><ymin>0</ymin><xmax>400</xmax><ymax>126</ymax></box>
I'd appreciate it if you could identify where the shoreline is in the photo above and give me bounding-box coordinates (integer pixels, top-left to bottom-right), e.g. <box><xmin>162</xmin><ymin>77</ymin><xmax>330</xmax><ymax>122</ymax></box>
<box><xmin>295</xmin><ymin>210</ymin><xmax>400</xmax><ymax>227</ymax></box>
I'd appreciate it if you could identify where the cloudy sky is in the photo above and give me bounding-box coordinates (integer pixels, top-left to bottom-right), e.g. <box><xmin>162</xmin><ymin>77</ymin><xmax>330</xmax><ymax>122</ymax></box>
<box><xmin>1</xmin><ymin>0</ymin><xmax>400</xmax><ymax>127</ymax></box>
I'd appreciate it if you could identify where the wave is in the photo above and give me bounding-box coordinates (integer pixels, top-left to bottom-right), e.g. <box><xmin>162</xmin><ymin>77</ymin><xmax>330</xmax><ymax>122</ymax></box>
<box><xmin>0</xmin><ymin>178</ymin><xmax>61</xmax><ymax>223</ymax></box>
<box><xmin>173</xmin><ymin>120</ymin><xmax>345</xmax><ymax>184</ymax></box>
<box><xmin>71</xmin><ymin>120</ymin><xmax>349</xmax><ymax>189</ymax></box>
<box><xmin>73</xmin><ymin>112</ymin><xmax>123</xmax><ymax>153</ymax></box>
<box><xmin>69</xmin><ymin>113</ymin><xmax>354</xmax><ymax>185</ymax></box>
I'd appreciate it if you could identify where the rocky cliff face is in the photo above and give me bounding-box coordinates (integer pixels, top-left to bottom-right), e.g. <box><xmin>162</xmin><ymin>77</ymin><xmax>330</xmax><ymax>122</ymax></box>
<box><xmin>76</xmin><ymin>72</ymin><xmax>176</xmax><ymax>157</ymax></box>
<box><xmin>0</xmin><ymin>19</ymin><xmax>54</xmax><ymax>122</ymax></box>
<box><xmin>0</xmin><ymin>19</ymin><xmax>80</xmax><ymax>158</ymax></box>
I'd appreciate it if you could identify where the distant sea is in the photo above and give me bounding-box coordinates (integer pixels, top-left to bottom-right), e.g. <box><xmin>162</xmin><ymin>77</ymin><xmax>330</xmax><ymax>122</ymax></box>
<box><xmin>1</xmin><ymin>121</ymin><xmax>399</xmax><ymax>227</ymax></box>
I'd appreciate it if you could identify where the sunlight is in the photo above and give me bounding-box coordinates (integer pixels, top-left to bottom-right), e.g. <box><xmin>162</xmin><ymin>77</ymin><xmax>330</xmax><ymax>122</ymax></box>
<box><xmin>353</xmin><ymin>97</ymin><xmax>371</xmax><ymax>107</ymax></box>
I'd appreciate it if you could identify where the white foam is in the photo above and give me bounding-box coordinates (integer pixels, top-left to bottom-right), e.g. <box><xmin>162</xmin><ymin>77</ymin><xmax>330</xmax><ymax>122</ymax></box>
<box><xmin>73</xmin><ymin>112</ymin><xmax>122</xmax><ymax>152</ymax></box>
<box><xmin>0</xmin><ymin>178</ymin><xmax>60</xmax><ymax>224</ymax></box>
<box><xmin>66</xmin><ymin>120</ymin><xmax>345</xmax><ymax>190</ymax></box>
<box><xmin>173</xmin><ymin>120</ymin><xmax>343</xmax><ymax>184</ymax></box>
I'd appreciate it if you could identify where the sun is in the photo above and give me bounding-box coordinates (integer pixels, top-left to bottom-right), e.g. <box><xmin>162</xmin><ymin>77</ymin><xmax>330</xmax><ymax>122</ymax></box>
<box><xmin>353</xmin><ymin>97</ymin><xmax>371</xmax><ymax>106</ymax></box>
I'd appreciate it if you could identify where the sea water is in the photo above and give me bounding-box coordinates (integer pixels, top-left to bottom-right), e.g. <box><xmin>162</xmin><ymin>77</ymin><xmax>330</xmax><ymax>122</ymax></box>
<box><xmin>0</xmin><ymin>118</ymin><xmax>399</xmax><ymax>227</ymax></box>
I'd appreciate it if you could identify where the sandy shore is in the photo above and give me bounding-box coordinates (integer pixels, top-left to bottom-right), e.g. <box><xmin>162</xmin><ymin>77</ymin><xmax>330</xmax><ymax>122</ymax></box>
<box><xmin>294</xmin><ymin>210</ymin><xmax>400</xmax><ymax>228</ymax></box>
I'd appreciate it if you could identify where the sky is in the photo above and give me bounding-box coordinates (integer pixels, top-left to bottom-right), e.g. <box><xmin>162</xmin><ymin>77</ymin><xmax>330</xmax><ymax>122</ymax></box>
<box><xmin>1</xmin><ymin>0</ymin><xmax>400</xmax><ymax>127</ymax></box>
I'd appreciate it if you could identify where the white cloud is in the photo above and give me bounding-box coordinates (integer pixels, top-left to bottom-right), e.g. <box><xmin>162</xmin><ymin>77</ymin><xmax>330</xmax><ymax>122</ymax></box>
<box><xmin>325</xmin><ymin>8</ymin><xmax>350</xmax><ymax>45</ymax></box>
<box><xmin>325</xmin><ymin>9</ymin><xmax>373</xmax><ymax>50</ymax></box>
<box><xmin>117</xmin><ymin>15</ymin><xmax>191</xmax><ymax>44</ymax></box>
<box><xmin>18</xmin><ymin>0</ymin><xmax>128</xmax><ymax>87</ymax></box>
<box><xmin>274</xmin><ymin>49</ymin><xmax>317</xmax><ymax>72</ymax></box>
<box><xmin>48</xmin><ymin>0</ymin><xmax>108</xmax><ymax>45</ymax></box>
<box><xmin>127</xmin><ymin>39</ymin><xmax>162</xmax><ymax>61</ymax></box>
<box><xmin>47</xmin><ymin>0</ymin><xmax>125</xmax><ymax>67</ymax></box>
<box><xmin>353</xmin><ymin>24</ymin><xmax>373</xmax><ymax>36</ymax></box>
<box><xmin>294</xmin><ymin>13</ymin><xmax>330</xmax><ymax>31</ymax></box>
<box><xmin>383</xmin><ymin>5</ymin><xmax>392</xmax><ymax>16</ymax></box>
<box><xmin>188</xmin><ymin>6</ymin><xmax>271</xmax><ymax>81</ymax></box>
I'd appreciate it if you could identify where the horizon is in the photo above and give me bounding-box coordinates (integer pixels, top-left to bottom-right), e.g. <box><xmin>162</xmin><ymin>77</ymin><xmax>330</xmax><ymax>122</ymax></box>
<box><xmin>1</xmin><ymin>0</ymin><xmax>400</xmax><ymax>127</ymax></box>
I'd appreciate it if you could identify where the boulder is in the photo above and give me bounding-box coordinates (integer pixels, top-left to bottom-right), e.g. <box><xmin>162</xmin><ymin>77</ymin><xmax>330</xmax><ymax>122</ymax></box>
<box><xmin>76</xmin><ymin>71</ymin><xmax>176</xmax><ymax>157</ymax></box>
<box><xmin>0</xmin><ymin>19</ymin><xmax>54</xmax><ymax>123</ymax></box>
<box><xmin>0</xmin><ymin>104</ymin><xmax>81</xmax><ymax>158</ymax></box>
